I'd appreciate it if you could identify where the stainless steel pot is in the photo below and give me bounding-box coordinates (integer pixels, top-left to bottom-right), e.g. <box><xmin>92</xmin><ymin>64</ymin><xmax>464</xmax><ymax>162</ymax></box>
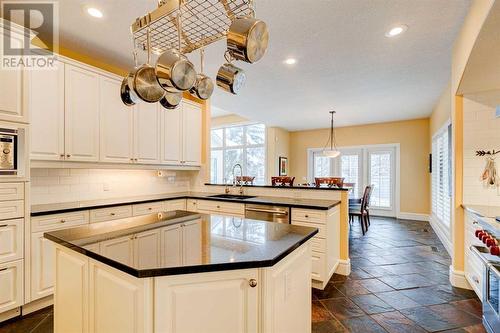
<box><xmin>129</xmin><ymin>64</ymin><xmax>165</xmax><ymax>103</ymax></box>
<box><xmin>190</xmin><ymin>74</ymin><xmax>214</xmax><ymax>100</ymax></box>
<box><xmin>227</xmin><ymin>17</ymin><xmax>269</xmax><ymax>64</ymax></box>
<box><xmin>216</xmin><ymin>63</ymin><xmax>246</xmax><ymax>95</ymax></box>
<box><xmin>156</xmin><ymin>49</ymin><xmax>197</xmax><ymax>92</ymax></box>
<box><xmin>159</xmin><ymin>91</ymin><xmax>183</xmax><ymax>109</ymax></box>
<box><xmin>120</xmin><ymin>75</ymin><xmax>139</xmax><ymax>106</ymax></box>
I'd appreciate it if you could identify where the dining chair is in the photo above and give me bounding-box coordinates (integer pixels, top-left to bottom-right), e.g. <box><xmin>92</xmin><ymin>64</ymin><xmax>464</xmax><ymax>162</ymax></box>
<box><xmin>314</xmin><ymin>177</ymin><xmax>345</xmax><ymax>188</ymax></box>
<box><xmin>349</xmin><ymin>185</ymin><xmax>372</xmax><ymax>235</ymax></box>
<box><xmin>271</xmin><ymin>176</ymin><xmax>295</xmax><ymax>187</ymax></box>
<box><xmin>235</xmin><ymin>176</ymin><xmax>255</xmax><ymax>185</ymax></box>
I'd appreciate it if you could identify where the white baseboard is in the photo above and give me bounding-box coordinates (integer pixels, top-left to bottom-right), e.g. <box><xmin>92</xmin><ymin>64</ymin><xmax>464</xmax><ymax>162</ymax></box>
<box><xmin>397</xmin><ymin>212</ymin><xmax>430</xmax><ymax>221</ymax></box>
<box><xmin>335</xmin><ymin>259</ymin><xmax>351</xmax><ymax>276</ymax></box>
<box><xmin>449</xmin><ymin>266</ymin><xmax>472</xmax><ymax>290</ymax></box>
<box><xmin>429</xmin><ymin>215</ymin><xmax>452</xmax><ymax>256</ymax></box>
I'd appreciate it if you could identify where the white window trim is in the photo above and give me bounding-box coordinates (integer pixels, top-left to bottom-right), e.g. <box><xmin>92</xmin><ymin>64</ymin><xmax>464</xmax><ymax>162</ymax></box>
<box><xmin>431</xmin><ymin>119</ymin><xmax>452</xmax><ymax>231</ymax></box>
<box><xmin>210</xmin><ymin>123</ymin><xmax>267</xmax><ymax>184</ymax></box>
<box><xmin>307</xmin><ymin>143</ymin><xmax>401</xmax><ymax>218</ymax></box>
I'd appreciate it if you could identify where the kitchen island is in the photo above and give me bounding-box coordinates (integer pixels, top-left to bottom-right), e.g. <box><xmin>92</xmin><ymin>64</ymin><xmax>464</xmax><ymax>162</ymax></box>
<box><xmin>44</xmin><ymin>210</ymin><xmax>317</xmax><ymax>333</ymax></box>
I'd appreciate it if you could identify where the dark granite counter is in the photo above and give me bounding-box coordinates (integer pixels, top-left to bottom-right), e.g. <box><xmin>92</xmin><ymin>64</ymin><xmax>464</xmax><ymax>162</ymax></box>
<box><xmin>31</xmin><ymin>192</ymin><xmax>341</xmax><ymax>216</ymax></box>
<box><xmin>44</xmin><ymin>211</ymin><xmax>318</xmax><ymax>278</ymax></box>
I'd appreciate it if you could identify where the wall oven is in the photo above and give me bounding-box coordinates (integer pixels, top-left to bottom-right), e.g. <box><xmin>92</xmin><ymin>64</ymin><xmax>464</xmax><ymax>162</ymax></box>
<box><xmin>0</xmin><ymin>128</ymin><xmax>17</xmax><ymax>175</ymax></box>
<box><xmin>471</xmin><ymin>218</ymin><xmax>500</xmax><ymax>333</ymax></box>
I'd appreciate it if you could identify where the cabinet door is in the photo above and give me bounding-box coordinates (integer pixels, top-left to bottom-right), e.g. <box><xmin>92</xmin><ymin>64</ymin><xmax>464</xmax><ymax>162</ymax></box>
<box><xmin>31</xmin><ymin>232</ymin><xmax>56</xmax><ymax>301</ymax></box>
<box><xmin>99</xmin><ymin>235</ymin><xmax>134</xmax><ymax>266</ymax></box>
<box><xmin>155</xmin><ymin>269</ymin><xmax>259</xmax><ymax>333</ymax></box>
<box><xmin>65</xmin><ymin>64</ymin><xmax>100</xmax><ymax>162</ymax></box>
<box><xmin>134</xmin><ymin>103</ymin><xmax>161</xmax><ymax>164</ymax></box>
<box><xmin>134</xmin><ymin>229</ymin><xmax>160</xmax><ymax>269</ymax></box>
<box><xmin>29</xmin><ymin>61</ymin><xmax>65</xmax><ymax>160</ymax></box>
<box><xmin>182</xmin><ymin>101</ymin><xmax>202</xmax><ymax>166</ymax></box>
<box><xmin>0</xmin><ymin>260</ymin><xmax>23</xmax><ymax>314</ymax></box>
<box><xmin>99</xmin><ymin>76</ymin><xmax>133</xmax><ymax>163</ymax></box>
<box><xmin>160</xmin><ymin>224</ymin><xmax>182</xmax><ymax>267</ymax></box>
<box><xmin>182</xmin><ymin>219</ymin><xmax>202</xmax><ymax>265</ymax></box>
<box><xmin>161</xmin><ymin>107</ymin><xmax>182</xmax><ymax>164</ymax></box>
<box><xmin>0</xmin><ymin>36</ymin><xmax>26</xmax><ymax>123</ymax></box>
<box><xmin>0</xmin><ymin>218</ymin><xmax>23</xmax><ymax>264</ymax></box>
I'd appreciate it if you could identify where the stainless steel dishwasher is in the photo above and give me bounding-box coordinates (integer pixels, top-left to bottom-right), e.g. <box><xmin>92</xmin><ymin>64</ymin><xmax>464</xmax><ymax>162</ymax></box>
<box><xmin>245</xmin><ymin>204</ymin><xmax>290</xmax><ymax>224</ymax></box>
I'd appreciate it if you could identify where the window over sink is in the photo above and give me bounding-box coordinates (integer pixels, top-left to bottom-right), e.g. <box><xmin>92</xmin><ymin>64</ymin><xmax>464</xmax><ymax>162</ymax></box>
<box><xmin>210</xmin><ymin>123</ymin><xmax>266</xmax><ymax>185</ymax></box>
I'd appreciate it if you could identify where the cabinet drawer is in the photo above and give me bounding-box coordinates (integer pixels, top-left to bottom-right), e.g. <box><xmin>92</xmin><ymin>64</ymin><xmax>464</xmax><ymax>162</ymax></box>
<box><xmin>32</xmin><ymin>210</ymin><xmax>89</xmax><ymax>232</ymax></box>
<box><xmin>0</xmin><ymin>200</ymin><xmax>24</xmax><ymax>220</ymax></box>
<box><xmin>133</xmin><ymin>201</ymin><xmax>164</xmax><ymax>216</ymax></box>
<box><xmin>310</xmin><ymin>237</ymin><xmax>326</xmax><ymax>253</ymax></box>
<box><xmin>292</xmin><ymin>220</ymin><xmax>325</xmax><ymax>239</ymax></box>
<box><xmin>0</xmin><ymin>218</ymin><xmax>23</xmax><ymax>264</ymax></box>
<box><xmin>186</xmin><ymin>199</ymin><xmax>198</xmax><ymax>212</ymax></box>
<box><xmin>165</xmin><ymin>199</ymin><xmax>186</xmax><ymax>212</ymax></box>
<box><xmin>90</xmin><ymin>205</ymin><xmax>132</xmax><ymax>223</ymax></box>
<box><xmin>0</xmin><ymin>259</ymin><xmax>23</xmax><ymax>313</ymax></box>
<box><xmin>197</xmin><ymin>200</ymin><xmax>244</xmax><ymax>216</ymax></box>
<box><xmin>292</xmin><ymin>209</ymin><xmax>326</xmax><ymax>224</ymax></box>
<box><xmin>0</xmin><ymin>183</ymin><xmax>24</xmax><ymax>201</ymax></box>
<box><xmin>311</xmin><ymin>251</ymin><xmax>326</xmax><ymax>281</ymax></box>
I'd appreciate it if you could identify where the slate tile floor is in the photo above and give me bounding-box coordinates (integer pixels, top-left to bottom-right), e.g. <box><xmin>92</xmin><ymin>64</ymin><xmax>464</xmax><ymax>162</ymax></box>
<box><xmin>312</xmin><ymin>217</ymin><xmax>485</xmax><ymax>333</ymax></box>
<box><xmin>0</xmin><ymin>217</ymin><xmax>486</xmax><ymax>333</ymax></box>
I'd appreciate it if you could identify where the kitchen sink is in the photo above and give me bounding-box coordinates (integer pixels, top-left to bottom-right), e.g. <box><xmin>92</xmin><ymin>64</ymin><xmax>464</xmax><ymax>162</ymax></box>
<box><xmin>208</xmin><ymin>194</ymin><xmax>257</xmax><ymax>200</ymax></box>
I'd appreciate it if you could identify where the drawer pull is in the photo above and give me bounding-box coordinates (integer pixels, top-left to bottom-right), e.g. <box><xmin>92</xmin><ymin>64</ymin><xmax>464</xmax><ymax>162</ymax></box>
<box><xmin>305</xmin><ymin>215</ymin><xmax>309</xmax><ymax>218</ymax></box>
<box><xmin>110</xmin><ymin>213</ymin><xmax>116</xmax><ymax>216</ymax></box>
<box><xmin>0</xmin><ymin>224</ymin><xmax>7</xmax><ymax>228</ymax></box>
<box><xmin>148</xmin><ymin>208</ymin><xmax>153</xmax><ymax>210</ymax></box>
<box><xmin>217</xmin><ymin>205</ymin><xmax>221</xmax><ymax>209</ymax></box>
<box><xmin>60</xmin><ymin>220</ymin><xmax>66</xmax><ymax>223</ymax></box>
<box><xmin>249</xmin><ymin>279</ymin><xmax>257</xmax><ymax>288</ymax></box>
<box><xmin>473</xmin><ymin>275</ymin><xmax>479</xmax><ymax>284</ymax></box>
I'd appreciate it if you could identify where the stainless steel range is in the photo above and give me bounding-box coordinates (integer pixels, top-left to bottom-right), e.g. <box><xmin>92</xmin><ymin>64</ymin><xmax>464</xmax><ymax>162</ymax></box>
<box><xmin>471</xmin><ymin>217</ymin><xmax>500</xmax><ymax>333</ymax></box>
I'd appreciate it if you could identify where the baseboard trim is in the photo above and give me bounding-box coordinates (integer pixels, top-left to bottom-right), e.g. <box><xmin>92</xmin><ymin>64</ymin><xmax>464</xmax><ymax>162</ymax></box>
<box><xmin>429</xmin><ymin>216</ymin><xmax>452</xmax><ymax>256</ymax></box>
<box><xmin>22</xmin><ymin>295</ymin><xmax>53</xmax><ymax>315</ymax></box>
<box><xmin>449</xmin><ymin>266</ymin><xmax>472</xmax><ymax>290</ymax></box>
<box><xmin>0</xmin><ymin>307</ymin><xmax>20</xmax><ymax>323</ymax></box>
<box><xmin>335</xmin><ymin>259</ymin><xmax>351</xmax><ymax>276</ymax></box>
<box><xmin>397</xmin><ymin>212</ymin><xmax>430</xmax><ymax>221</ymax></box>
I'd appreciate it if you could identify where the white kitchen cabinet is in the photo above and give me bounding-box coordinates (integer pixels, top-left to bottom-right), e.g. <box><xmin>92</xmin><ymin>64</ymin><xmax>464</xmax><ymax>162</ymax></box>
<box><xmin>99</xmin><ymin>235</ymin><xmax>134</xmax><ymax>266</ymax></box>
<box><xmin>161</xmin><ymin>101</ymin><xmax>202</xmax><ymax>166</ymax></box>
<box><xmin>0</xmin><ymin>218</ymin><xmax>23</xmax><ymax>264</ymax></box>
<box><xmin>161</xmin><ymin>106</ymin><xmax>182</xmax><ymax>164</ymax></box>
<box><xmin>90</xmin><ymin>205</ymin><xmax>132</xmax><ymax>224</ymax></box>
<box><xmin>134</xmin><ymin>103</ymin><xmax>161</xmax><ymax>164</ymax></box>
<box><xmin>0</xmin><ymin>260</ymin><xmax>23</xmax><ymax>314</ymax></box>
<box><xmin>134</xmin><ymin>229</ymin><xmax>161</xmax><ymax>269</ymax></box>
<box><xmin>164</xmin><ymin>199</ymin><xmax>186</xmax><ymax>211</ymax></box>
<box><xmin>132</xmin><ymin>201</ymin><xmax>164</xmax><ymax>216</ymax></box>
<box><xmin>64</xmin><ymin>64</ymin><xmax>100</xmax><ymax>162</ymax></box>
<box><xmin>0</xmin><ymin>45</ymin><xmax>27</xmax><ymax>124</ymax></box>
<box><xmin>29</xmin><ymin>61</ymin><xmax>65</xmax><ymax>160</ymax></box>
<box><xmin>31</xmin><ymin>232</ymin><xmax>56</xmax><ymax>301</ymax></box>
<box><xmin>160</xmin><ymin>224</ymin><xmax>182</xmax><ymax>267</ymax></box>
<box><xmin>99</xmin><ymin>76</ymin><xmax>133</xmax><ymax>163</ymax></box>
<box><xmin>155</xmin><ymin>268</ymin><xmax>259</xmax><ymax>333</ymax></box>
<box><xmin>182</xmin><ymin>219</ymin><xmax>202</xmax><ymax>265</ymax></box>
<box><xmin>182</xmin><ymin>101</ymin><xmax>202</xmax><ymax>166</ymax></box>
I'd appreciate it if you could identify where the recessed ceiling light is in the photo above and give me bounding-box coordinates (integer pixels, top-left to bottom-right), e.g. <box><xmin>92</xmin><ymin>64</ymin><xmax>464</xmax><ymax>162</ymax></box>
<box><xmin>86</xmin><ymin>7</ymin><xmax>103</xmax><ymax>18</ymax></box>
<box><xmin>385</xmin><ymin>24</ymin><xmax>408</xmax><ymax>37</ymax></box>
<box><xmin>284</xmin><ymin>58</ymin><xmax>297</xmax><ymax>65</ymax></box>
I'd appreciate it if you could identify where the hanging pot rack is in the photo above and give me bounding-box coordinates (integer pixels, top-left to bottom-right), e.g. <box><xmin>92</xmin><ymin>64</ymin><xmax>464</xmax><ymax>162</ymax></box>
<box><xmin>131</xmin><ymin>0</ymin><xmax>255</xmax><ymax>54</ymax></box>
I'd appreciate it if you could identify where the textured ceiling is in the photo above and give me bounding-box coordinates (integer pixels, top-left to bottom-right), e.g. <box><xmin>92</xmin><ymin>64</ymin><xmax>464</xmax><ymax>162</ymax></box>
<box><xmin>53</xmin><ymin>0</ymin><xmax>470</xmax><ymax>130</ymax></box>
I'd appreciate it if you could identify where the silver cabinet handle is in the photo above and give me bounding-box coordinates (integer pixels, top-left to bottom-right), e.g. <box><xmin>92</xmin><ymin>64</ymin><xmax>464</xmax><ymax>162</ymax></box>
<box><xmin>249</xmin><ymin>279</ymin><xmax>257</xmax><ymax>288</ymax></box>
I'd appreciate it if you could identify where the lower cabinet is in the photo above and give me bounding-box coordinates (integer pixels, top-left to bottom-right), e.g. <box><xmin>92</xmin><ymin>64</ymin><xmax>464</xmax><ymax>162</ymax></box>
<box><xmin>164</xmin><ymin>199</ymin><xmax>186</xmax><ymax>212</ymax></box>
<box><xmin>0</xmin><ymin>260</ymin><xmax>23</xmax><ymax>314</ymax></box>
<box><xmin>0</xmin><ymin>218</ymin><xmax>23</xmax><ymax>264</ymax></box>
<box><xmin>134</xmin><ymin>229</ymin><xmax>161</xmax><ymax>269</ymax></box>
<box><xmin>99</xmin><ymin>235</ymin><xmax>134</xmax><ymax>266</ymax></box>
<box><xmin>31</xmin><ymin>232</ymin><xmax>56</xmax><ymax>301</ymax></box>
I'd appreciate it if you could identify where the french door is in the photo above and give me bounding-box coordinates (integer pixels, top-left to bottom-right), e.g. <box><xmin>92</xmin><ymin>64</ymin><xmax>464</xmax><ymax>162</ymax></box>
<box><xmin>311</xmin><ymin>145</ymin><xmax>397</xmax><ymax>216</ymax></box>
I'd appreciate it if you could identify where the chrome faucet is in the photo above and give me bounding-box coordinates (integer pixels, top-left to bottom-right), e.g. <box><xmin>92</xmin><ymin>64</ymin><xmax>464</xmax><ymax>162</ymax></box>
<box><xmin>232</xmin><ymin>163</ymin><xmax>244</xmax><ymax>195</ymax></box>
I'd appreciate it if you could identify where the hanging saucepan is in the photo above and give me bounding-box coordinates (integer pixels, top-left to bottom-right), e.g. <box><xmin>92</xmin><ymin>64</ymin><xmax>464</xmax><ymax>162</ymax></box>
<box><xmin>216</xmin><ymin>62</ymin><xmax>246</xmax><ymax>95</ymax></box>
<box><xmin>129</xmin><ymin>29</ymin><xmax>165</xmax><ymax>103</ymax></box>
<box><xmin>227</xmin><ymin>16</ymin><xmax>269</xmax><ymax>64</ymax></box>
<box><xmin>190</xmin><ymin>48</ymin><xmax>214</xmax><ymax>100</ymax></box>
<box><xmin>155</xmin><ymin>49</ymin><xmax>197</xmax><ymax>92</ymax></box>
<box><xmin>120</xmin><ymin>74</ymin><xmax>139</xmax><ymax>106</ymax></box>
<box><xmin>159</xmin><ymin>91</ymin><xmax>183</xmax><ymax>110</ymax></box>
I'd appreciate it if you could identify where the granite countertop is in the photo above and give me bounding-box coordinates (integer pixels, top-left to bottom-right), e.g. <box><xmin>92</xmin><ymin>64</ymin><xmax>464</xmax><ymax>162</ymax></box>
<box><xmin>462</xmin><ymin>204</ymin><xmax>500</xmax><ymax>232</ymax></box>
<box><xmin>44</xmin><ymin>211</ymin><xmax>318</xmax><ymax>278</ymax></box>
<box><xmin>205</xmin><ymin>183</ymin><xmax>349</xmax><ymax>191</ymax></box>
<box><xmin>31</xmin><ymin>192</ymin><xmax>341</xmax><ymax>216</ymax></box>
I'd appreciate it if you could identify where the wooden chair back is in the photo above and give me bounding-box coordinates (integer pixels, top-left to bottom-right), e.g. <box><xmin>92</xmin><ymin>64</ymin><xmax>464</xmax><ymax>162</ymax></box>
<box><xmin>314</xmin><ymin>177</ymin><xmax>345</xmax><ymax>188</ymax></box>
<box><xmin>271</xmin><ymin>176</ymin><xmax>295</xmax><ymax>187</ymax></box>
<box><xmin>361</xmin><ymin>185</ymin><xmax>373</xmax><ymax>211</ymax></box>
<box><xmin>235</xmin><ymin>176</ymin><xmax>255</xmax><ymax>185</ymax></box>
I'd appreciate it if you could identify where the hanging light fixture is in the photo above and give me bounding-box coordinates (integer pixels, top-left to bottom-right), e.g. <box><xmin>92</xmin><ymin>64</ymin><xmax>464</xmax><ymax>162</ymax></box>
<box><xmin>321</xmin><ymin>111</ymin><xmax>341</xmax><ymax>158</ymax></box>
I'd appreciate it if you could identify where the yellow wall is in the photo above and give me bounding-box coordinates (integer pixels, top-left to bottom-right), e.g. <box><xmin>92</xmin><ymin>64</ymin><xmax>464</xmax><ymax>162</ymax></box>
<box><xmin>289</xmin><ymin>119</ymin><xmax>430</xmax><ymax>214</ymax></box>
<box><xmin>430</xmin><ymin>82</ymin><xmax>452</xmax><ymax>136</ymax></box>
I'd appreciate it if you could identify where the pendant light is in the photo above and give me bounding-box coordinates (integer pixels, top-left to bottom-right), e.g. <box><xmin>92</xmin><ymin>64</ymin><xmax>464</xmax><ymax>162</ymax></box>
<box><xmin>321</xmin><ymin>111</ymin><xmax>340</xmax><ymax>158</ymax></box>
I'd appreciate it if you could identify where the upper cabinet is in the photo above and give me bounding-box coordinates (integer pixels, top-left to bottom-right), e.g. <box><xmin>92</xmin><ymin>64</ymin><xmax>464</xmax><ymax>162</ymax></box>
<box><xmin>64</xmin><ymin>64</ymin><xmax>100</xmax><ymax>162</ymax></box>
<box><xmin>29</xmin><ymin>57</ymin><xmax>203</xmax><ymax>168</ymax></box>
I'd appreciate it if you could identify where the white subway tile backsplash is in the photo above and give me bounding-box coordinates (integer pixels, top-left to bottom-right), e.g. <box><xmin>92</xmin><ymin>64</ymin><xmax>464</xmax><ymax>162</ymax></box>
<box><xmin>30</xmin><ymin>168</ymin><xmax>193</xmax><ymax>205</ymax></box>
